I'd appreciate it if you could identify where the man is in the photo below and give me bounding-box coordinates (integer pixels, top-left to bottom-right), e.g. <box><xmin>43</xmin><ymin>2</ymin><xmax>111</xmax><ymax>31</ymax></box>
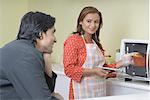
<box><xmin>0</xmin><ymin>11</ymin><xmax>63</xmax><ymax>100</ymax></box>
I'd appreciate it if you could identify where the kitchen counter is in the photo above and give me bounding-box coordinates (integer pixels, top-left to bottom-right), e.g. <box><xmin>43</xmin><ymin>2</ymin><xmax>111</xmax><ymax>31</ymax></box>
<box><xmin>81</xmin><ymin>92</ymin><xmax>150</xmax><ymax>100</ymax></box>
<box><xmin>52</xmin><ymin>63</ymin><xmax>150</xmax><ymax>91</ymax></box>
<box><xmin>52</xmin><ymin>63</ymin><xmax>150</xmax><ymax>100</ymax></box>
<box><xmin>106</xmin><ymin>78</ymin><xmax>150</xmax><ymax>91</ymax></box>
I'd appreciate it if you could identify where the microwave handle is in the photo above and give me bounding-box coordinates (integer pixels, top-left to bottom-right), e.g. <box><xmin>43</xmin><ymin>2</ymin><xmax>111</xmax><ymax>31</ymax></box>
<box><xmin>146</xmin><ymin>41</ymin><xmax>150</xmax><ymax>77</ymax></box>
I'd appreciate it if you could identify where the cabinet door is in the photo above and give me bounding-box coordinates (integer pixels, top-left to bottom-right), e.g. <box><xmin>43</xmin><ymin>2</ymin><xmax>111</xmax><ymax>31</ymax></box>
<box><xmin>106</xmin><ymin>81</ymin><xmax>148</xmax><ymax>96</ymax></box>
<box><xmin>54</xmin><ymin>73</ymin><xmax>70</xmax><ymax>100</ymax></box>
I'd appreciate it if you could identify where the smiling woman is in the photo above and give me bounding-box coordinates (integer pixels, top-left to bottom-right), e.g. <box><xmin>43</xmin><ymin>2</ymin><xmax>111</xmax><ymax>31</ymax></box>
<box><xmin>63</xmin><ymin>6</ymin><xmax>137</xmax><ymax>100</ymax></box>
<box><xmin>63</xmin><ymin>6</ymin><xmax>109</xmax><ymax>100</ymax></box>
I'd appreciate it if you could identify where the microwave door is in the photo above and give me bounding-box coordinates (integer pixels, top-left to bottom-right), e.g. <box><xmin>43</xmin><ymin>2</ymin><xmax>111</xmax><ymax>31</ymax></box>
<box><xmin>125</xmin><ymin>43</ymin><xmax>147</xmax><ymax>77</ymax></box>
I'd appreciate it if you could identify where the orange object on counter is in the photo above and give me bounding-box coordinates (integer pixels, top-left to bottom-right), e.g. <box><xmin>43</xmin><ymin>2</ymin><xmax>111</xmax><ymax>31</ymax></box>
<box><xmin>132</xmin><ymin>53</ymin><xmax>146</xmax><ymax>67</ymax></box>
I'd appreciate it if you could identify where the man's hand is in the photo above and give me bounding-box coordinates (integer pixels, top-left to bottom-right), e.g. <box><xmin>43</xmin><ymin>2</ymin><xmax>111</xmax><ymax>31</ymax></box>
<box><xmin>43</xmin><ymin>53</ymin><xmax>52</xmax><ymax>77</ymax></box>
<box><xmin>52</xmin><ymin>92</ymin><xmax>64</xmax><ymax>100</ymax></box>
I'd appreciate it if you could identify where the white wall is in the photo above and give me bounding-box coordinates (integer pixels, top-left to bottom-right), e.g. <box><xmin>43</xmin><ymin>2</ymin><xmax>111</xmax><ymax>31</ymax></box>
<box><xmin>28</xmin><ymin>0</ymin><xmax>149</xmax><ymax>63</ymax></box>
<box><xmin>0</xmin><ymin>0</ymin><xmax>149</xmax><ymax>63</ymax></box>
<box><xmin>0</xmin><ymin>0</ymin><xmax>28</xmax><ymax>46</ymax></box>
<box><xmin>0</xmin><ymin>0</ymin><xmax>2</xmax><ymax>41</ymax></box>
<box><xmin>149</xmin><ymin>0</ymin><xmax>150</xmax><ymax>40</ymax></box>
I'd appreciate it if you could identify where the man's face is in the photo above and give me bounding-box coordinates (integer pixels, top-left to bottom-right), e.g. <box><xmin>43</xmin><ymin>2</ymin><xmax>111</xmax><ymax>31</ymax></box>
<box><xmin>36</xmin><ymin>27</ymin><xmax>56</xmax><ymax>54</ymax></box>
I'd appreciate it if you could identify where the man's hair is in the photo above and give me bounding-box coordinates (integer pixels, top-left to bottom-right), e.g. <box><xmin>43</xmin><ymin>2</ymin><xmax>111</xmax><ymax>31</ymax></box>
<box><xmin>17</xmin><ymin>11</ymin><xmax>55</xmax><ymax>42</ymax></box>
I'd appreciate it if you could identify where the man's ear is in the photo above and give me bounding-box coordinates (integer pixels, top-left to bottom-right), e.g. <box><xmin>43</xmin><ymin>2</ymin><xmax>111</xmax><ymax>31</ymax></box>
<box><xmin>39</xmin><ymin>32</ymin><xmax>44</xmax><ymax>40</ymax></box>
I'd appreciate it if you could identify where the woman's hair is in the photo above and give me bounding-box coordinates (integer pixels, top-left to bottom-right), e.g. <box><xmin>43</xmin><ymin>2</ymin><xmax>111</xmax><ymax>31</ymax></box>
<box><xmin>74</xmin><ymin>6</ymin><xmax>104</xmax><ymax>51</ymax></box>
<box><xmin>17</xmin><ymin>11</ymin><xmax>55</xmax><ymax>43</ymax></box>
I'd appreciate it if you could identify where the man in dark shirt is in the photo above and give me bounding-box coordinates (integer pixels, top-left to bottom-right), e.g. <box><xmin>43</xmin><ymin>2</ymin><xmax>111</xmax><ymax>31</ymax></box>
<box><xmin>0</xmin><ymin>11</ymin><xmax>63</xmax><ymax>100</ymax></box>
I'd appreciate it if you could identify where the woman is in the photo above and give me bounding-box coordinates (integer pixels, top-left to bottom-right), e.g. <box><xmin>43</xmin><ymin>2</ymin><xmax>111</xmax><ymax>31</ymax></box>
<box><xmin>63</xmin><ymin>6</ymin><xmax>132</xmax><ymax>100</ymax></box>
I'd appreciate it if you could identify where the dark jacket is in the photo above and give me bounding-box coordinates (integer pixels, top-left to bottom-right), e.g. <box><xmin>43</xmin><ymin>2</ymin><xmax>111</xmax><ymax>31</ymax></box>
<box><xmin>0</xmin><ymin>40</ymin><xmax>58</xmax><ymax>100</ymax></box>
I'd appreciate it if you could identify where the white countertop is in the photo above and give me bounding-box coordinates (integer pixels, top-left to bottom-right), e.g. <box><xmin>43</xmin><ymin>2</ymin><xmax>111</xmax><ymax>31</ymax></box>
<box><xmin>52</xmin><ymin>63</ymin><xmax>150</xmax><ymax>100</ymax></box>
<box><xmin>52</xmin><ymin>63</ymin><xmax>150</xmax><ymax>91</ymax></box>
<box><xmin>81</xmin><ymin>92</ymin><xmax>150</xmax><ymax>100</ymax></box>
<box><xmin>107</xmin><ymin>78</ymin><xmax>150</xmax><ymax>91</ymax></box>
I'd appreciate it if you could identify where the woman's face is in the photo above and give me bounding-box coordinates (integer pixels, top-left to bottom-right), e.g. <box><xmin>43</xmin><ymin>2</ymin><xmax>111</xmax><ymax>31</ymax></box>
<box><xmin>80</xmin><ymin>13</ymin><xmax>100</xmax><ymax>35</ymax></box>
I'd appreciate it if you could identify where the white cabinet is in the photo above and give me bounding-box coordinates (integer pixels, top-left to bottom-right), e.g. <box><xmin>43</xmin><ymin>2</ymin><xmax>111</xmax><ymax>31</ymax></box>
<box><xmin>54</xmin><ymin>70</ymin><xmax>70</xmax><ymax>100</ymax></box>
<box><xmin>54</xmin><ymin>69</ymin><xmax>150</xmax><ymax>99</ymax></box>
<box><xmin>106</xmin><ymin>80</ymin><xmax>149</xmax><ymax>96</ymax></box>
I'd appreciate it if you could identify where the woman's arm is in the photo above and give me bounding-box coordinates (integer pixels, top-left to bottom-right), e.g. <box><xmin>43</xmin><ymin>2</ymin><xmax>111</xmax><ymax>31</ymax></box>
<box><xmin>63</xmin><ymin>37</ymin><xmax>83</xmax><ymax>83</ymax></box>
<box><xmin>83</xmin><ymin>68</ymin><xmax>108</xmax><ymax>78</ymax></box>
<box><xmin>63</xmin><ymin>36</ymin><xmax>108</xmax><ymax>82</ymax></box>
<box><xmin>105</xmin><ymin>53</ymin><xmax>135</xmax><ymax>68</ymax></box>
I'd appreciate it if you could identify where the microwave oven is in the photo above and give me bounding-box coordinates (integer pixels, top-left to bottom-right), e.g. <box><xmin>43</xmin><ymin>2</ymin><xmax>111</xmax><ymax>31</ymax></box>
<box><xmin>119</xmin><ymin>39</ymin><xmax>150</xmax><ymax>81</ymax></box>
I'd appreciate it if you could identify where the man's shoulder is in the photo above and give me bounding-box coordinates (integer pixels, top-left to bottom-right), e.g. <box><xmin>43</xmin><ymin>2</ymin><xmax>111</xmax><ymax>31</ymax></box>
<box><xmin>2</xmin><ymin>40</ymin><xmax>41</xmax><ymax>56</ymax></box>
<box><xmin>3</xmin><ymin>40</ymin><xmax>31</xmax><ymax>50</ymax></box>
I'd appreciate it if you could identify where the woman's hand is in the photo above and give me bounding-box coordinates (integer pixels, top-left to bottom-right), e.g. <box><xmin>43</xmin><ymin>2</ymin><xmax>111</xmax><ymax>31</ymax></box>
<box><xmin>105</xmin><ymin>71</ymin><xmax>117</xmax><ymax>79</ymax></box>
<box><xmin>93</xmin><ymin>67</ymin><xmax>108</xmax><ymax>78</ymax></box>
<box><xmin>83</xmin><ymin>67</ymin><xmax>108</xmax><ymax>78</ymax></box>
<box><xmin>121</xmin><ymin>53</ymin><xmax>134</xmax><ymax>66</ymax></box>
<box><xmin>51</xmin><ymin>92</ymin><xmax>64</xmax><ymax>100</ymax></box>
<box><xmin>116</xmin><ymin>52</ymin><xmax>139</xmax><ymax>68</ymax></box>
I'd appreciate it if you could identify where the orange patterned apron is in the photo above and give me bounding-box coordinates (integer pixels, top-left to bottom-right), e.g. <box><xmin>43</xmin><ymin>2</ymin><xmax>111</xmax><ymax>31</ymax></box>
<box><xmin>72</xmin><ymin>36</ymin><xmax>106</xmax><ymax>99</ymax></box>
